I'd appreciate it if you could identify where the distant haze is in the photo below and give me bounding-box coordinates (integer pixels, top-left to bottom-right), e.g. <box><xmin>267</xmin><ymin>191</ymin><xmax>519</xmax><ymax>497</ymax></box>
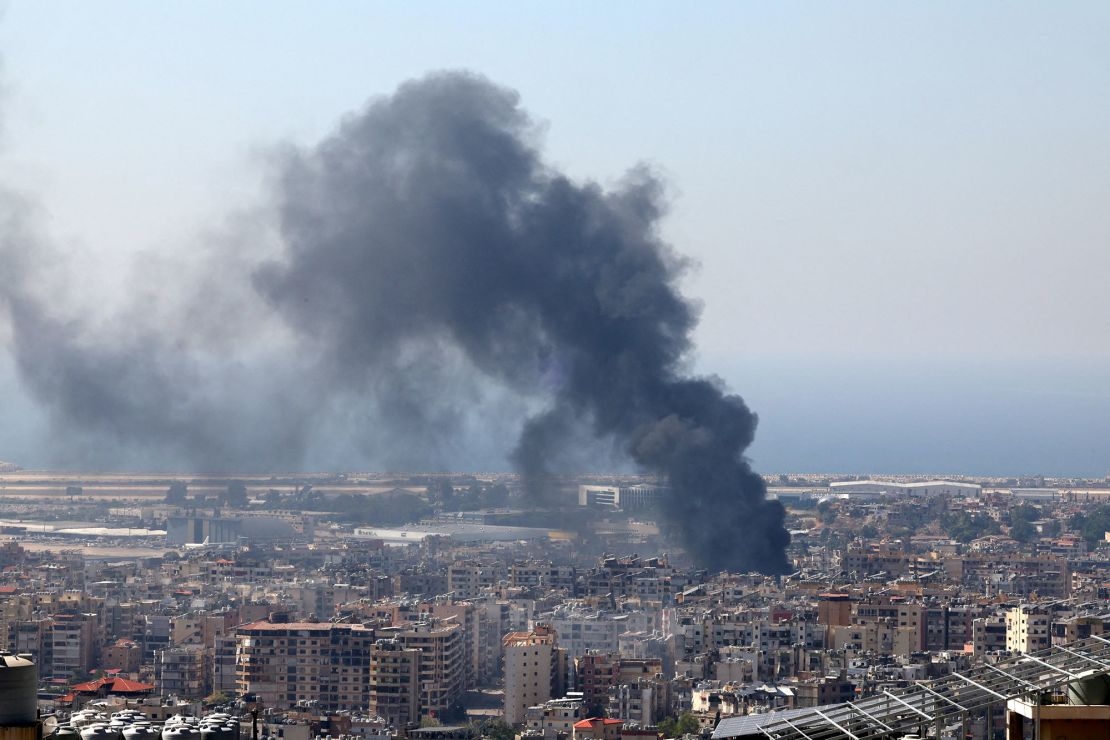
<box><xmin>1</xmin><ymin>3</ymin><xmax>1109</xmax><ymax>477</ymax></box>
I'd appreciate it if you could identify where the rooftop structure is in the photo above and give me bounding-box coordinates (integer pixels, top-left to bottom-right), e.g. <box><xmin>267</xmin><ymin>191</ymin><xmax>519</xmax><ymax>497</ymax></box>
<box><xmin>753</xmin><ymin>636</ymin><xmax>1110</xmax><ymax>740</ymax></box>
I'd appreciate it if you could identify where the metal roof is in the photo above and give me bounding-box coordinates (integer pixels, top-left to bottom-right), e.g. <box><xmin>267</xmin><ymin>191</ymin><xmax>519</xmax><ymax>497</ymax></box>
<box><xmin>755</xmin><ymin>636</ymin><xmax>1110</xmax><ymax>740</ymax></box>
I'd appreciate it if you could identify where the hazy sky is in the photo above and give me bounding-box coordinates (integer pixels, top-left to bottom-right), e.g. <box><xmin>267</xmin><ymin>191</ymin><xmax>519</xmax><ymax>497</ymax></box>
<box><xmin>2</xmin><ymin>2</ymin><xmax>1109</xmax><ymax>475</ymax></box>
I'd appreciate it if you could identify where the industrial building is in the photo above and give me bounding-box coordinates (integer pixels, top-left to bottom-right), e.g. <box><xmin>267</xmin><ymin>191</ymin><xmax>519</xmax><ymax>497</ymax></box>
<box><xmin>828</xmin><ymin>480</ymin><xmax>981</xmax><ymax>498</ymax></box>
<box><xmin>577</xmin><ymin>484</ymin><xmax>667</xmax><ymax>510</ymax></box>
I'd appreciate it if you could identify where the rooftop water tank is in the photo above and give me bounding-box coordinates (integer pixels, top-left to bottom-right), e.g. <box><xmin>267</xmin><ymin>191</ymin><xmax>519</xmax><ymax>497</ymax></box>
<box><xmin>0</xmin><ymin>652</ymin><xmax>38</xmax><ymax>725</ymax></box>
<box><xmin>79</xmin><ymin>725</ymin><xmax>121</xmax><ymax>740</ymax></box>
<box><xmin>163</xmin><ymin>727</ymin><xmax>201</xmax><ymax>740</ymax></box>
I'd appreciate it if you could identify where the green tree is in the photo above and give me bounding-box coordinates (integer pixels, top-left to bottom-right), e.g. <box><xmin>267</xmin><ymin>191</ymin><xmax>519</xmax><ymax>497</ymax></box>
<box><xmin>419</xmin><ymin>717</ymin><xmax>442</xmax><ymax>728</ymax></box>
<box><xmin>658</xmin><ymin>713</ymin><xmax>699</xmax><ymax>738</ymax></box>
<box><xmin>941</xmin><ymin>511</ymin><xmax>999</xmax><ymax>543</ymax></box>
<box><xmin>1009</xmin><ymin>504</ymin><xmax>1041</xmax><ymax>542</ymax></box>
<box><xmin>204</xmin><ymin>690</ymin><xmax>229</xmax><ymax>705</ymax></box>
<box><xmin>1010</xmin><ymin>519</ymin><xmax>1037</xmax><ymax>543</ymax></box>
<box><xmin>677</xmin><ymin>714</ymin><xmax>700</xmax><ymax>735</ymax></box>
<box><xmin>474</xmin><ymin>719</ymin><xmax>514</xmax><ymax>740</ymax></box>
<box><xmin>1010</xmin><ymin>504</ymin><xmax>1040</xmax><ymax>525</ymax></box>
<box><xmin>1071</xmin><ymin>505</ymin><xmax>1110</xmax><ymax>546</ymax></box>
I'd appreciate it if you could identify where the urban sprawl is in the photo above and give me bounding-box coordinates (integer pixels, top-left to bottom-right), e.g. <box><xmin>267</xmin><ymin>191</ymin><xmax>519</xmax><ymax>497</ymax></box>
<box><xmin>0</xmin><ymin>468</ymin><xmax>1107</xmax><ymax>740</ymax></box>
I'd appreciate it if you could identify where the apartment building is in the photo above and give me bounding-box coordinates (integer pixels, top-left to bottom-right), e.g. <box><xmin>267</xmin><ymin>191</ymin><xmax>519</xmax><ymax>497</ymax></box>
<box><xmin>972</xmin><ymin>615</ymin><xmax>1007</xmax><ymax>655</ymax></box>
<box><xmin>212</xmin><ymin>634</ymin><xmax>238</xmax><ymax>695</ymax></box>
<box><xmin>525</xmin><ymin>697</ymin><xmax>584</xmax><ymax>737</ymax></box>
<box><xmin>509</xmin><ymin>561</ymin><xmax>577</xmax><ymax>593</ymax></box>
<box><xmin>477</xmin><ymin>601</ymin><xmax>510</xmax><ymax>686</ymax></box>
<box><xmin>156</xmin><ymin>645</ymin><xmax>208</xmax><ymax>698</ymax></box>
<box><xmin>446</xmin><ymin>561</ymin><xmax>505</xmax><ymax>599</ymax></box>
<box><xmin>377</xmin><ymin>619</ymin><xmax>465</xmax><ymax>718</ymax></box>
<box><xmin>50</xmin><ymin>613</ymin><xmax>96</xmax><ymax>679</ymax></box>
<box><xmin>368</xmin><ymin>639</ymin><xmax>420</xmax><ymax>727</ymax></box>
<box><xmin>1006</xmin><ymin>606</ymin><xmax>1051</xmax><ymax>654</ymax></box>
<box><xmin>576</xmin><ymin>652</ymin><xmax>620</xmax><ymax>711</ymax></box>
<box><xmin>235</xmin><ymin>619</ymin><xmax>377</xmax><ymax>709</ymax></box>
<box><xmin>610</xmin><ymin>676</ymin><xmax>671</xmax><ymax>725</ymax></box>
<box><xmin>103</xmin><ymin>638</ymin><xmax>142</xmax><ymax>673</ymax></box>
<box><xmin>503</xmin><ymin>625</ymin><xmax>567</xmax><ymax>726</ymax></box>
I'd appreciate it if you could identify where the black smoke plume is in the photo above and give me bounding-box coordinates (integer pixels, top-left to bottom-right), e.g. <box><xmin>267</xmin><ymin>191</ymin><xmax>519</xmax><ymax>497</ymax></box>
<box><xmin>0</xmin><ymin>71</ymin><xmax>790</xmax><ymax>573</ymax></box>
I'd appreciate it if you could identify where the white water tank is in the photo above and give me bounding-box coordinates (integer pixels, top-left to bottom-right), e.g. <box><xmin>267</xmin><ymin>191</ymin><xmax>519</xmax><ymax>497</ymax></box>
<box><xmin>0</xmin><ymin>652</ymin><xmax>37</xmax><ymax>725</ymax></box>
<box><xmin>163</xmin><ymin>727</ymin><xmax>201</xmax><ymax>740</ymax></box>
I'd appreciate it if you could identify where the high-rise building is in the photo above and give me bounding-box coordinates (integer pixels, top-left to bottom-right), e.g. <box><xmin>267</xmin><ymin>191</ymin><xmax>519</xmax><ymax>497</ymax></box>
<box><xmin>368</xmin><ymin>639</ymin><xmax>421</xmax><ymax>727</ymax></box>
<box><xmin>235</xmin><ymin>619</ymin><xmax>376</xmax><ymax>710</ymax></box>
<box><xmin>1006</xmin><ymin>606</ymin><xmax>1050</xmax><ymax>654</ymax></box>
<box><xmin>50</xmin><ymin>613</ymin><xmax>96</xmax><ymax>680</ymax></box>
<box><xmin>156</xmin><ymin>645</ymin><xmax>208</xmax><ymax>699</ymax></box>
<box><xmin>503</xmin><ymin>625</ymin><xmax>567</xmax><ymax>726</ymax></box>
<box><xmin>377</xmin><ymin>619</ymin><xmax>465</xmax><ymax>719</ymax></box>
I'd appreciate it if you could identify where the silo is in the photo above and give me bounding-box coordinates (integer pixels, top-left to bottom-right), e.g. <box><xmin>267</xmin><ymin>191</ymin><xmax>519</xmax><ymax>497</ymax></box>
<box><xmin>0</xmin><ymin>651</ymin><xmax>38</xmax><ymax>727</ymax></box>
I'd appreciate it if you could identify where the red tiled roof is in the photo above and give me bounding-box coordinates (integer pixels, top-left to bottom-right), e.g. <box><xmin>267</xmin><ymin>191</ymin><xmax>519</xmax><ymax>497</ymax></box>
<box><xmin>0</xmin><ymin>585</ymin><xmax>18</xmax><ymax>593</ymax></box>
<box><xmin>573</xmin><ymin>718</ymin><xmax>623</xmax><ymax>729</ymax></box>
<box><xmin>72</xmin><ymin>676</ymin><xmax>155</xmax><ymax>694</ymax></box>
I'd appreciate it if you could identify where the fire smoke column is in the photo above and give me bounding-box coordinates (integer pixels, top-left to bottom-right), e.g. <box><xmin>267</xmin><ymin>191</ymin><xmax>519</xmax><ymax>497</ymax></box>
<box><xmin>257</xmin><ymin>71</ymin><xmax>791</xmax><ymax>573</ymax></box>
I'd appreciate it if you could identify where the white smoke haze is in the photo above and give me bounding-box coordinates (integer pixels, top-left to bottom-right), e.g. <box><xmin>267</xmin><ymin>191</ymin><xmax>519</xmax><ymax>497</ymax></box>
<box><xmin>0</xmin><ymin>70</ymin><xmax>790</xmax><ymax>573</ymax></box>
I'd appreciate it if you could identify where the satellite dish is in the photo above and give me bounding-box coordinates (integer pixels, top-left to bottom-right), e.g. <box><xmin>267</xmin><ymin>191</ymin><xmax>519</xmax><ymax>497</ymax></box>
<box><xmin>43</xmin><ymin>717</ymin><xmax>59</xmax><ymax>736</ymax></box>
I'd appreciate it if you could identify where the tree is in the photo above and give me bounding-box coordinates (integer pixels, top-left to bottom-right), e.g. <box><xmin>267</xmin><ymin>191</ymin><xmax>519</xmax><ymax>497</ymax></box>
<box><xmin>223</xmin><ymin>481</ymin><xmax>249</xmax><ymax>508</ymax></box>
<box><xmin>676</xmin><ymin>713</ymin><xmax>700</xmax><ymax>736</ymax></box>
<box><xmin>1009</xmin><ymin>504</ymin><xmax>1040</xmax><ymax>542</ymax></box>
<box><xmin>166</xmin><ymin>482</ymin><xmax>188</xmax><ymax>504</ymax></box>
<box><xmin>817</xmin><ymin>501</ymin><xmax>837</xmax><ymax>525</ymax></box>
<box><xmin>1071</xmin><ymin>505</ymin><xmax>1110</xmax><ymax>546</ymax></box>
<box><xmin>453</xmin><ymin>484</ymin><xmax>482</xmax><ymax>510</ymax></box>
<box><xmin>1010</xmin><ymin>519</ymin><xmax>1037</xmax><ymax>543</ymax></box>
<box><xmin>204</xmin><ymin>690</ymin><xmax>229</xmax><ymax>706</ymax></box>
<box><xmin>1010</xmin><ymin>504</ymin><xmax>1040</xmax><ymax>525</ymax></box>
<box><xmin>658</xmin><ymin>713</ymin><xmax>700</xmax><ymax>738</ymax></box>
<box><xmin>481</xmin><ymin>483</ymin><xmax>510</xmax><ymax>508</ymax></box>
<box><xmin>428</xmin><ymin>479</ymin><xmax>455</xmax><ymax>509</ymax></box>
<box><xmin>474</xmin><ymin>719</ymin><xmax>514</xmax><ymax>740</ymax></box>
<box><xmin>419</xmin><ymin>717</ymin><xmax>442</xmax><ymax>728</ymax></box>
<box><xmin>941</xmin><ymin>511</ymin><xmax>999</xmax><ymax>543</ymax></box>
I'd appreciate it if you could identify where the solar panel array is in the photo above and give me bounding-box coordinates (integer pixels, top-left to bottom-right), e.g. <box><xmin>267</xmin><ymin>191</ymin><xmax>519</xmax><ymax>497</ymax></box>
<box><xmin>757</xmin><ymin>636</ymin><xmax>1110</xmax><ymax>740</ymax></box>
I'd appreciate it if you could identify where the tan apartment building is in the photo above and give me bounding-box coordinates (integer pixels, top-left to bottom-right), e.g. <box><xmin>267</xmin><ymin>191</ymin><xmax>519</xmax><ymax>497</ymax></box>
<box><xmin>235</xmin><ymin>619</ymin><xmax>377</xmax><ymax>710</ymax></box>
<box><xmin>1006</xmin><ymin>606</ymin><xmax>1050</xmax><ymax>654</ymax></box>
<box><xmin>503</xmin><ymin>624</ymin><xmax>567</xmax><ymax>726</ymax></box>
<box><xmin>377</xmin><ymin>618</ymin><xmax>465</xmax><ymax>719</ymax></box>
<box><xmin>368</xmin><ymin>639</ymin><xmax>421</xmax><ymax>728</ymax></box>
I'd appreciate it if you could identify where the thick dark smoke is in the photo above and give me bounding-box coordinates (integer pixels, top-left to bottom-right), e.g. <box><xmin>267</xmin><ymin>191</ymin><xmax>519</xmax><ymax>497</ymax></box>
<box><xmin>0</xmin><ymin>71</ymin><xmax>790</xmax><ymax>573</ymax></box>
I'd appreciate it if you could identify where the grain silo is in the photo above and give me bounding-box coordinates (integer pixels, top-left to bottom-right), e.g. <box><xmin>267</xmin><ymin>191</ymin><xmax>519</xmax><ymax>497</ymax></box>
<box><xmin>0</xmin><ymin>651</ymin><xmax>40</xmax><ymax>740</ymax></box>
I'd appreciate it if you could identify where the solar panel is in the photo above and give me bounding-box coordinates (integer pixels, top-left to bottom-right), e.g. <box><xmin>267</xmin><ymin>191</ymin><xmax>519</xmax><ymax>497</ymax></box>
<box><xmin>753</xmin><ymin>636</ymin><xmax>1110</xmax><ymax>740</ymax></box>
